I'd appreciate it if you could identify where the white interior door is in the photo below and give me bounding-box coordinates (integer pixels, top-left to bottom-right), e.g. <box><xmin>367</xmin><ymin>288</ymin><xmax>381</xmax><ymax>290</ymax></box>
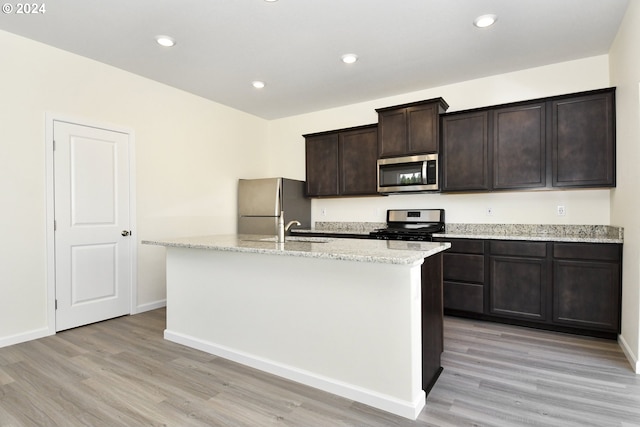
<box><xmin>54</xmin><ymin>121</ymin><xmax>132</xmax><ymax>331</ymax></box>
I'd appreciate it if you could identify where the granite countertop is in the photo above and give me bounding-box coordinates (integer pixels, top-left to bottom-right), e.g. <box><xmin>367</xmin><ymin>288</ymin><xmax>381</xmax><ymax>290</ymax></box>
<box><xmin>293</xmin><ymin>228</ymin><xmax>370</xmax><ymax>236</ymax></box>
<box><xmin>435</xmin><ymin>224</ymin><xmax>624</xmax><ymax>244</ymax></box>
<box><xmin>142</xmin><ymin>234</ymin><xmax>450</xmax><ymax>265</ymax></box>
<box><xmin>294</xmin><ymin>222</ymin><xmax>624</xmax><ymax>244</ymax></box>
<box><xmin>292</xmin><ymin>221</ymin><xmax>384</xmax><ymax>237</ymax></box>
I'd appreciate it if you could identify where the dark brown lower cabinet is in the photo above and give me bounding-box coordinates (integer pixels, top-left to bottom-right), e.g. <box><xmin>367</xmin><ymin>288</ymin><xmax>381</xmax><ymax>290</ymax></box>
<box><xmin>421</xmin><ymin>253</ymin><xmax>444</xmax><ymax>393</ymax></box>
<box><xmin>490</xmin><ymin>256</ymin><xmax>548</xmax><ymax>321</ymax></box>
<box><xmin>435</xmin><ymin>237</ymin><xmax>622</xmax><ymax>339</ymax></box>
<box><xmin>489</xmin><ymin>240</ymin><xmax>549</xmax><ymax>321</ymax></box>
<box><xmin>444</xmin><ymin>280</ymin><xmax>484</xmax><ymax>314</ymax></box>
<box><xmin>441</xmin><ymin>239</ymin><xmax>485</xmax><ymax>314</ymax></box>
<box><xmin>553</xmin><ymin>243</ymin><xmax>622</xmax><ymax>333</ymax></box>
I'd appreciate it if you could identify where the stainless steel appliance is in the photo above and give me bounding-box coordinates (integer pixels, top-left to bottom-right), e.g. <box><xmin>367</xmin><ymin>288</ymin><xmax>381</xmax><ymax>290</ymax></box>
<box><xmin>370</xmin><ymin>209</ymin><xmax>445</xmax><ymax>241</ymax></box>
<box><xmin>377</xmin><ymin>154</ymin><xmax>439</xmax><ymax>193</ymax></box>
<box><xmin>238</xmin><ymin>178</ymin><xmax>311</xmax><ymax>235</ymax></box>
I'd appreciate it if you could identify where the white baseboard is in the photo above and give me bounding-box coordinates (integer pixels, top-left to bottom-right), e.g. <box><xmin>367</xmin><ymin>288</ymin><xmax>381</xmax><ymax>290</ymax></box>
<box><xmin>134</xmin><ymin>299</ymin><xmax>166</xmax><ymax>314</ymax></box>
<box><xmin>0</xmin><ymin>300</ymin><xmax>167</xmax><ymax>349</ymax></box>
<box><xmin>0</xmin><ymin>326</ymin><xmax>53</xmax><ymax>349</ymax></box>
<box><xmin>164</xmin><ymin>329</ymin><xmax>425</xmax><ymax>420</ymax></box>
<box><xmin>618</xmin><ymin>334</ymin><xmax>640</xmax><ymax>374</ymax></box>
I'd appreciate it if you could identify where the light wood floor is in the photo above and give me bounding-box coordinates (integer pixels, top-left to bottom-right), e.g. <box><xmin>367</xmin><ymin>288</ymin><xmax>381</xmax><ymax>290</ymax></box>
<box><xmin>0</xmin><ymin>309</ymin><xmax>638</xmax><ymax>426</ymax></box>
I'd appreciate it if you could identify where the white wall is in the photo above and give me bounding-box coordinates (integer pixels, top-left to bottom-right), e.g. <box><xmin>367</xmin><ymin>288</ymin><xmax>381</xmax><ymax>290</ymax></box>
<box><xmin>267</xmin><ymin>55</ymin><xmax>613</xmax><ymax>226</ymax></box>
<box><xmin>0</xmin><ymin>30</ymin><xmax>269</xmax><ymax>345</ymax></box>
<box><xmin>609</xmin><ymin>0</ymin><xmax>640</xmax><ymax>372</ymax></box>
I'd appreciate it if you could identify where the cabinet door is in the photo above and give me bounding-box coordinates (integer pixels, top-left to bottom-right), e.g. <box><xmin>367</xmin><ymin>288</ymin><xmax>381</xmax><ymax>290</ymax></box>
<box><xmin>441</xmin><ymin>111</ymin><xmax>490</xmax><ymax>191</ymax></box>
<box><xmin>553</xmin><ymin>260</ymin><xmax>620</xmax><ymax>332</ymax></box>
<box><xmin>490</xmin><ymin>255</ymin><xmax>548</xmax><ymax>321</ymax></box>
<box><xmin>339</xmin><ymin>127</ymin><xmax>378</xmax><ymax>195</ymax></box>
<box><xmin>493</xmin><ymin>103</ymin><xmax>546</xmax><ymax>189</ymax></box>
<box><xmin>552</xmin><ymin>242</ymin><xmax>622</xmax><ymax>333</ymax></box>
<box><xmin>421</xmin><ymin>253</ymin><xmax>444</xmax><ymax>392</ymax></box>
<box><xmin>407</xmin><ymin>103</ymin><xmax>440</xmax><ymax>154</ymax></box>
<box><xmin>552</xmin><ymin>90</ymin><xmax>615</xmax><ymax>187</ymax></box>
<box><xmin>378</xmin><ymin>100</ymin><xmax>446</xmax><ymax>157</ymax></box>
<box><xmin>305</xmin><ymin>134</ymin><xmax>339</xmax><ymax>196</ymax></box>
<box><xmin>377</xmin><ymin>109</ymin><xmax>407</xmax><ymax>157</ymax></box>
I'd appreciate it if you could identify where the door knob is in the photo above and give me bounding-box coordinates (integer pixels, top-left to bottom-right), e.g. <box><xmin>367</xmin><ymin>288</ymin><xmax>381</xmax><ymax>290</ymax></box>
<box><xmin>121</xmin><ymin>230</ymin><xmax>131</xmax><ymax>236</ymax></box>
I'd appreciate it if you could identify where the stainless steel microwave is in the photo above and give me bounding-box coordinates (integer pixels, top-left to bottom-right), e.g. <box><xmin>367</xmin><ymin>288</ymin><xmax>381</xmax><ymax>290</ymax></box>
<box><xmin>377</xmin><ymin>153</ymin><xmax>439</xmax><ymax>193</ymax></box>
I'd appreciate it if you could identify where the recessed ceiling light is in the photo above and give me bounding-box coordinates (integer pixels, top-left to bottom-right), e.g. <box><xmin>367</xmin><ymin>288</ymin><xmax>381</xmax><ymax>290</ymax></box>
<box><xmin>341</xmin><ymin>53</ymin><xmax>358</xmax><ymax>64</ymax></box>
<box><xmin>155</xmin><ymin>35</ymin><xmax>176</xmax><ymax>47</ymax></box>
<box><xmin>473</xmin><ymin>14</ymin><xmax>497</xmax><ymax>28</ymax></box>
<box><xmin>252</xmin><ymin>81</ymin><xmax>266</xmax><ymax>89</ymax></box>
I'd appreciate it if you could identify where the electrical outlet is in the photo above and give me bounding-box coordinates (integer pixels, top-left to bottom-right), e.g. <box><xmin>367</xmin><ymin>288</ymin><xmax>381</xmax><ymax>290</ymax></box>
<box><xmin>557</xmin><ymin>205</ymin><xmax>566</xmax><ymax>216</ymax></box>
<box><xmin>486</xmin><ymin>207</ymin><xmax>493</xmax><ymax>216</ymax></box>
<box><xmin>321</xmin><ymin>208</ymin><xmax>327</xmax><ymax>216</ymax></box>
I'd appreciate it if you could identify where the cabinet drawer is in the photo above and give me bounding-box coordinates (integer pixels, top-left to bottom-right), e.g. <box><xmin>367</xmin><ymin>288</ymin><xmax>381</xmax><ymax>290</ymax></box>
<box><xmin>553</xmin><ymin>243</ymin><xmax>621</xmax><ymax>261</ymax></box>
<box><xmin>446</xmin><ymin>239</ymin><xmax>485</xmax><ymax>254</ymax></box>
<box><xmin>490</xmin><ymin>240</ymin><xmax>547</xmax><ymax>258</ymax></box>
<box><xmin>443</xmin><ymin>253</ymin><xmax>484</xmax><ymax>283</ymax></box>
<box><xmin>444</xmin><ymin>281</ymin><xmax>484</xmax><ymax>313</ymax></box>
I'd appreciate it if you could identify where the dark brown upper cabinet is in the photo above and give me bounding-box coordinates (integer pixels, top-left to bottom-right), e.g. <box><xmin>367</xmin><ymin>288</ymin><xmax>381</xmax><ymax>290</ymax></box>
<box><xmin>441</xmin><ymin>87</ymin><xmax>615</xmax><ymax>193</ymax></box>
<box><xmin>304</xmin><ymin>124</ymin><xmax>378</xmax><ymax>197</ymax></box>
<box><xmin>441</xmin><ymin>111</ymin><xmax>490</xmax><ymax>191</ymax></box>
<box><xmin>552</xmin><ymin>90</ymin><xmax>616</xmax><ymax>188</ymax></box>
<box><xmin>339</xmin><ymin>126</ymin><xmax>379</xmax><ymax>196</ymax></box>
<box><xmin>493</xmin><ymin>102</ymin><xmax>546</xmax><ymax>190</ymax></box>
<box><xmin>376</xmin><ymin>98</ymin><xmax>449</xmax><ymax>158</ymax></box>
<box><xmin>305</xmin><ymin>132</ymin><xmax>339</xmax><ymax>197</ymax></box>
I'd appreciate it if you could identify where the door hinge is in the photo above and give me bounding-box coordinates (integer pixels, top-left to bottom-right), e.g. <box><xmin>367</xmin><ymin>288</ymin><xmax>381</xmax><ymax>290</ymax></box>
<box><xmin>54</xmin><ymin>220</ymin><xmax>56</xmax><ymax>231</ymax></box>
<box><xmin>53</xmin><ymin>140</ymin><xmax>55</xmax><ymax>151</ymax></box>
<box><xmin>55</xmin><ymin>299</ymin><xmax>57</xmax><ymax>310</ymax></box>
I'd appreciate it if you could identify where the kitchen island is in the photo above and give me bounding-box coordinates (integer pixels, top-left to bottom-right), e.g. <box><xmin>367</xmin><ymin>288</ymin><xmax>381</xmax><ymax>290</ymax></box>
<box><xmin>143</xmin><ymin>235</ymin><xmax>450</xmax><ymax>420</ymax></box>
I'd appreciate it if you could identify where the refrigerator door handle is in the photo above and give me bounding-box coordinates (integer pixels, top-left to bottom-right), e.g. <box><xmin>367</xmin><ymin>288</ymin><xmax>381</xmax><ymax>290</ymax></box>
<box><xmin>276</xmin><ymin>178</ymin><xmax>283</xmax><ymax>217</ymax></box>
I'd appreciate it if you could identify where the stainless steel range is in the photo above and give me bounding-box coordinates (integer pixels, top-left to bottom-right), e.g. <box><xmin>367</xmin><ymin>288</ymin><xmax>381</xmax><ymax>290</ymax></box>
<box><xmin>370</xmin><ymin>209</ymin><xmax>445</xmax><ymax>241</ymax></box>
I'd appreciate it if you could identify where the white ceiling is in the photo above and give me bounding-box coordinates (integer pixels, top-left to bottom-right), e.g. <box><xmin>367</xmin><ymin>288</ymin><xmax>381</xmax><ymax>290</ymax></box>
<box><xmin>0</xmin><ymin>0</ymin><xmax>629</xmax><ymax>119</ymax></box>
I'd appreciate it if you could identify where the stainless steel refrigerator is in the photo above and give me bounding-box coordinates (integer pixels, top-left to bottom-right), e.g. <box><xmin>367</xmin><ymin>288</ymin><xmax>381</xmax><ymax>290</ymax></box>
<box><xmin>238</xmin><ymin>178</ymin><xmax>311</xmax><ymax>235</ymax></box>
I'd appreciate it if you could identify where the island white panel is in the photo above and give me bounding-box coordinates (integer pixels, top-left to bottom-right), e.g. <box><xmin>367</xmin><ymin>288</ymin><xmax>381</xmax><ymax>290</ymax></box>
<box><xmin>163</xmin><ymin>246</ymin><xmax>426</xmax><ymax>419</ymax></box>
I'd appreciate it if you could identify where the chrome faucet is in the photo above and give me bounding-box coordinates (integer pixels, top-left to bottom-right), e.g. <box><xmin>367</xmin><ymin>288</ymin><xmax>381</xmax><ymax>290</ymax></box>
<box><xmin>285</xmin><ymin>220</ymin><xmax>301</xmax><ymax>232</ymax></box>
<box><xmin>277</xmin><ymin>211</ymin><xmax>301</xmax><ymax>242</ymax></box>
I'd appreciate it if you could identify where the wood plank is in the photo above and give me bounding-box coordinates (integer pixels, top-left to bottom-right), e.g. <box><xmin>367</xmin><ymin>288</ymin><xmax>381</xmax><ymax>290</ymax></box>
<box><xmin>0</xmin><ymin>309</ymin><xmax>638</xmax><ymax>426</ymax></box>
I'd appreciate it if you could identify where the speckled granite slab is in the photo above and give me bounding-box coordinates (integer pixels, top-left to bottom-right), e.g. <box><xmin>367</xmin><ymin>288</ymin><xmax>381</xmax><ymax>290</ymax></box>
<box><xmin>293</xmin><ymin>221</ymin><xmax>385</xmax><ymax>236</ymax></box>
<box><xmin>314</xmin><ymin>221</ymin><xmax>386</xmax><ymax>233</ymax></box>
<box><xmin>435</xmin><ymin>223</ymin><xmax>623</xmax><ymax>244</ymax></box>
<box><xmin>299</xmin><ymin>221</ymin><xmax>623</xmax><ymax>243</ymax></box>
<box><xmin>142</xmin><ymin>234</ymin><xmax>450</xmax><ymax>265</ymax></box>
